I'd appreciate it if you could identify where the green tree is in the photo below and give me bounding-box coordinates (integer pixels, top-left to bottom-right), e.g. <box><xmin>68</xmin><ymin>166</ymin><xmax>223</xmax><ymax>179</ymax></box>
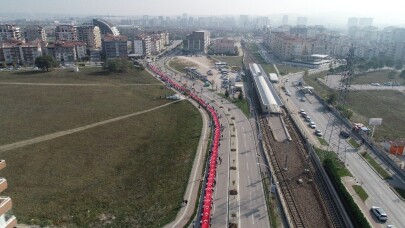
<box><xmin>103</xmin><ymin>58</ymin><xmax>133</xmax><ymax>73</ymax></box>
<box><xmin>327</xmin><ymin>93</ymin><xmax>337</xmax><ymax>105</ymax></box>
<box><xmin>394</xmin><ymin>61</ymin><xmax>403</xmax><ymax>70</ymax></box>
<box><xmin>399</xmin><ymin>70</ymin><xmax>405</xmax><ymax>78</ymax></box>
<box><xmin>388</xmin><ymin>71</ymin><xmax>397</xmax><ymax>79</ymax></box>
<box><xmin>225</xmin><ymin>89</ymin><xmax>230</xmax><ymax>98</ymax></box>
<box><xmin>1</xmin><ymin>62</ymin><xmax>6</xmax><ymax>69</ymax></box>
<box><xmin>238</xmin><ymin>90</ymin><xmax>244</xmax><ymax>101</ymax></box>
<box><xmin>35</xmin><ymin>55</ymin><xmax>58</xmax><ymax>71</ymax></box>
<box><xmin>303</xmin><ymin>69</ymin><xmax>309</xmax><ymax>77</ymax></box>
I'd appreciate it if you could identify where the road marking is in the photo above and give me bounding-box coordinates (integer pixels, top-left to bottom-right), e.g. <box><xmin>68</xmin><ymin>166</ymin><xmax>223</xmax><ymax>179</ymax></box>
<box><xmin>247</xmin><ymin>162</ymin><xmax>249</xmax><ymax>171</ymax></box>
<box><xmin>252</xmin><ymin>214</ymin><xmax>255</xmax><ymax>224</ymax></box>
<box><xmin>248</xmin><ymin>175</ymin><xmax>251</xmax><ymax>185</ymax></box>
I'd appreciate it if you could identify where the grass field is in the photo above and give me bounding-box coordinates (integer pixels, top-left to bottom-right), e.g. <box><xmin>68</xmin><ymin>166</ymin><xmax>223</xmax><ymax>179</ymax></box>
<box><xmin>318</xmin><ymin>137</ymin><xmax>329</xmax><ymax>146</ymax></box>
<box><xmin>350</xmin><ymin>70</ymin><xmax>405</xmax><ymax>85</ymax></box>
<box><xmin>315</xmin><ymin>148</ymin><xmax>352</xmax><ymax>177</ymax></box>
<box><xmin>276</xmin><ymin>64</ymin><xmax>306</xmax><ymax>75</ymax></box>
<box><xmin>212</xmin><ymin>56</ymin><xmax>243</xmax><ymax>67</ymax></box>
<box><xmin>347</xmin><ymin>90</ymin><xmax>405</xmax><ymax>139</ymax></box>
<box><xmin>0</xmin><ymin>76</ymin><xmax>173</xmax><ymax>145</ymax></box>
<box><xmin>2</xmin><ymin>101</ymin><xmax>202</xmax><ymax>227</ymax></box>
<box><xmin>168</xmin><ymin>58</ymin><xmax>198</xmax><ymax>73</ymax></box>
<box><xmin>353</xmin><ymin>185</ymin><xmax>369</xmax><ymax>202</ymax></box>
<box><xmin>348</xmin><ymin>138</ymin><xmax>360</xmax><ymax>148</ymax></box>
<box><xmin>0</xmin><ymin>68</ymin><xmax>157</xmax><ymax>84</ymax></box>
<box><xmin>361</xmin><ymin>152</ymin><xmax>392</xmax><ymax>180</ymax></box>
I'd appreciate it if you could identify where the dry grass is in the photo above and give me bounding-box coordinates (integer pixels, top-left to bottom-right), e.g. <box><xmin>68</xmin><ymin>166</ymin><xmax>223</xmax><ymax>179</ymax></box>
<box><xmin>1</xmin><ymin>101</ymin><xmax>202</xmax><ymax>227</ymax></box>
<box><xmin>350</xmin><ymin>70</ymin><xmax>405</xmax><ymax>85</ymax></box>
<box><xmin>168</xmin><ymin>58</ymin><xmax>198</xmax><ymax>73</ymax></box>
<box><xmin>212</xmin><ymin>56</ymin><xmax>243</xmax><ymax>67</ymax></box>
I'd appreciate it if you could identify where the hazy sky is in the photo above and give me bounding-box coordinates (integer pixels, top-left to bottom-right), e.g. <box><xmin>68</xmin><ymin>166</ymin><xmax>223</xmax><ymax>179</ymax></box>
<box><xmin>1</xmin><ymin>0</ymin><xmax>405</xmax><ymax>25</ymax></box>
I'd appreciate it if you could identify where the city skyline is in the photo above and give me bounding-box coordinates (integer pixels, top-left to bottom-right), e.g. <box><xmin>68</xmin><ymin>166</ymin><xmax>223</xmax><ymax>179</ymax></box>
<box><xmin>1</xmin><ymin>0</ymin><xmax>405</xmax><ymax>26</ymax></box>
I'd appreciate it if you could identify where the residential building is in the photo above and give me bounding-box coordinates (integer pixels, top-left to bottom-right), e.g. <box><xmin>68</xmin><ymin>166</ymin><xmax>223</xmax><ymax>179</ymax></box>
<box><xmin>77</xmin><ymin>25</ymin><xmax>102</xmax><ymax>49</ymax></box>
<box><xmin>24</xmin><ymin>25</ymin><xmax>47</xmax><ymax>42</ymax></box>
<box><xmin>0</xmin><ymin>160</ymin><xmax>17</xmax><ymax>228</ymax></box>
<box><xmin>0</xmin><ymin>24</ymin><xmax>21</xmax><ymax>41</ymax></box>
<box><xmin>54</xmin><ymin>41</ymin><xmax>86</xmax><ymax>62</ymax></box>
<box><xmin>183</xmin><ymin>30</ymin><xmax>210</xmax><ymax>54</ymax></box>
<box><xmin>347</xmin><ymin>17</ymin><xmax>358</xmax><ymax>28</ymax></box>
<box><xmin>92</xmin><ymin>19</ymin><xmax>120</xmax><ymax>36</ymax></box>
<box><xmin>102</xmin><ymin>34</ymin><xmax>128</xmax><ymax>59</ymax></box>
<box><xmin>211</xmin><ymin>38</ymin><xmax>236</xmax><ymax>55</ymax></box>
<box><xmin>150</xmin><ymin>38</ymin><xmax>161</xmax><ymax>55</ymax></box>
<box><xmin>0</xmin><ymin>40</ymin><xmax>42</xmax><ymax>65</ymax></box>
<box><xmin>132</xmin><ymin>35</ymin><xmax>151</xmax><ymax>57</ymax></box>
<box><xmin>297</xmin><ymin>17</ymin><xmax>308</xmax><ymax>27</ymax></box>
<box><xmin>282</xmin><ymin>15</ymin><xmax>288</xmax><ymax>26</ymax></box>
<box><xmin>55</xmin><ymin>25</ymin><xmax>77</xmax><ymax>41</ymax></box>
<box><xmin>359</xmin><ymin>17</ymin><xmax>373</xmax><ymax>28</ymax></box>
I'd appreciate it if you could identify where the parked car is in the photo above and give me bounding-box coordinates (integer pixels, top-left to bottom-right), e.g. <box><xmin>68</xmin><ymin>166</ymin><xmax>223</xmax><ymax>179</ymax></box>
<box><xmin>299</xmin><ymin>109</ymin><xmax>305</xmax><ymax>114</ymax></box>
<box><xmin>308</xmin><ymin>122</ymin><xmax>316</xmax><ymax>129</ymax></box>
<box><xmin>305</xmin><ymin>116</ymin><xmax>311</xmax><ymax>122</ymax></box>
<box><xmin>315</xmin><ymin>130</ymin><xmax>323</xmax><ymax>137</ymax></box>
<box><xmin>301</xmin><ymin>112</ymin><xmax>307</xmax><ymax>118</ymax></box>
<box><xmin>371</xmin><ymin>206</ymin><xmax>387</xmax><ymax>222</ymax></box>
<box><xmin>371</xmin><ymin>82</ymin><xmax>380</xmax><ymax>86</ymax></box>
<box><xmin>286</xmin><ymin>92</ymin><xmax>291</xmax><ymax>96</ymax></box>
<box><xmin>339</xmin><ymin>130</ymin><xmax>350</xmax><ymax>139</ymax></box>
<box><xmin>300</xmin><ymin>97</ymin><xmax>306</xmax><ymax>102</ymax></box>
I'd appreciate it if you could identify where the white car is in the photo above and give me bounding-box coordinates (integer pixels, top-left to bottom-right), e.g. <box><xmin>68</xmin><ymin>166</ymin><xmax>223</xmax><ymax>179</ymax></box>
<box><xmin>308</xmin><ymin>122</ymin><xmax>316</xmax><ymax>129</ymax></box>
<box><xmin>371</xmin><ymin>83</ymin><xmax>381</xmax><ymax>86</ymax></box>
<box><xmin>299</xmin><ymin>109</ymin><xmax>305</xmax><ymax>114</ymax></box>
<box><xmin>315</xmin><ymin>130</ymin><xmax>323</xmax><ymax>137</ymax></box>
<box><xmin>371</xmin><ymin>206</ymin><xmax>387</xmax><ymax>222</ymax></box>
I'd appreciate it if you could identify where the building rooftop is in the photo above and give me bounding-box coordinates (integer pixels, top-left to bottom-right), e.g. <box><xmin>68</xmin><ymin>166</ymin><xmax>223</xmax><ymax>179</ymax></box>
<box><xmin>103</xmin><ymin>34</ymin><xmax>128</xmax><ymax>42</ymax></box>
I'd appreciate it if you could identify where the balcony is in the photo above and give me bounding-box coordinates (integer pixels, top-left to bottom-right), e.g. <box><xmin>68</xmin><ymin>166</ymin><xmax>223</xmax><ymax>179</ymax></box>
<box><xmin>0</xmin><ymin>160</ymin><xmax>5</xmax><ymax>171</ymax></box>
<box><xmin>0</xmin><ymin>197</ymin><xmax>12</xmax><ymax>217</ymax></box>
<box><xmin>0</xmin><ymin>179</ymin><xmax>7</xmax><ymax>193</ymax></box>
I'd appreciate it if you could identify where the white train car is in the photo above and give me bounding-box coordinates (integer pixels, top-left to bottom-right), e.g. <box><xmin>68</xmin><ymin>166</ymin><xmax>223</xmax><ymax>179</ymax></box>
<box><xmin>249</xmin><ymin>63</ymin><xmax>282</xmax><ymax>114</ymax></box>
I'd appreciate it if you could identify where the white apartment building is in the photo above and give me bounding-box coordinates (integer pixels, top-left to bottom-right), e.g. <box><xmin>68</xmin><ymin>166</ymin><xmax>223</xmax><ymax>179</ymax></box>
<box><xmin>77</xmin><ymin>25</ymin><xmax>102</xmax><ymax>49</ymax></box>
<box><xmin>132</xmin><ymin>35</ymin><xmax>151</xmax><ymax>57</ymax></box>
<box><xmin>211</xmin><ymin>38</ymin><xmax>236</xmax><ymax>55</ymax></box>
<box><xmin>0</xmin><ymin>24</ymin><xmax>21</xmax><ymax>41</ymax></box>
<box><xmin>24</xmin><ymin>25</ymin><xmax>47</xmax><ymax>42</ymax></box>
<box><xmin>55</xmin><ymin>25</ymin><xmax>77</xmax><ymax>41</ymax></box>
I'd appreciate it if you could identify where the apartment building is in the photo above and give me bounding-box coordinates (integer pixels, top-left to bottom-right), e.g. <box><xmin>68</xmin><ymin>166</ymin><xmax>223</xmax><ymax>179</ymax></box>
<box><xmin>132</xmin><ymin>35</ymin><xmax>151</xmax><ymax>57</ymax></box>
<box><xmin>55</xmin><ymin>25</ymin><xmax>77</xmax><ymax>41</ymax></box>
<box><xmin>102</xmin><ymin>34</ymin><xmax>128</xmax><ymax>59</ymax></box>
<box><xmin>47</xmin><ymin>41</ymin><xmax>86</xmax><ymax>62</ymax></box>
<box><xmin>211</xmin><ymin>38</ymin><xmax>236</xmax><ymax>55</ymax></box>
<box><xmin>24</xmin><ymin>25</ymin><xmax>47</xmax><ymax>42</ymax></box>
<box><xmin>183</xmin><ymin>30</ymin><xmax>210</xmax><ymax>54</ymax></box>
<box><xmin>0</xmin><ymin>24</ymin><xmax>21</xmax><ymax>41</ymax></box>
<box><xmin>92</xmin><ymin>19</ymin><xmax>120</xmax><ymax>36</ymax></box>
<box><xmin>150</xmin><ymin>38</ymin><xmax>161</xmax><ymax>55</ymax></box>
<box><xmin>0</xmin><ymin>40</ymin><xmax>42</xmax><ymax>65</ymax></box>
<box><xmin>0</xmin><ymin>160</ymin><xmax>17</xmax><ymax>228</ymax></box>
<box><xmin>77</xmin><ymin>25</ymin><xmax>102</xmax><ymax>49</ymax></box>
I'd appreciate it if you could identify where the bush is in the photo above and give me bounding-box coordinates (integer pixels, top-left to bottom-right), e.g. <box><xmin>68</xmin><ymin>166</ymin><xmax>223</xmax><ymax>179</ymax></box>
<box><xmin>323</xmin><ymin>158</ymin><xmax>371</xmax><ymax>228</ymax></box>
<box><xmin>35</xmin><ymin>55</ymin><xmax>58</xmax><ymax>71</ymax></box>
<box><xmin>103</xmin><ymin>58</ymin><xmax>133</xmax><ymax>73</ymax></box>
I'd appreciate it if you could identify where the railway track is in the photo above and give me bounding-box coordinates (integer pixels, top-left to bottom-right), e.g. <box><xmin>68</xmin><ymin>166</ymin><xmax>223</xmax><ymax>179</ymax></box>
<box><xmin>242</xmin><ymin>41</ymin><xmax>345</xmax><ymax>227</ymax></box>
<box><xmin>259</xmin><ymin>115</ymin><xmax>305</xmax><ymax>228</ymax></box>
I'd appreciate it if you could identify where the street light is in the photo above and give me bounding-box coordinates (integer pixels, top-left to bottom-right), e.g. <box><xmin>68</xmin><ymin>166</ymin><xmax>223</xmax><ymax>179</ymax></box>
<box><xmin>257</xmin><ymin>163</ymin><xmax>276</xmax><ymax>193</ymax></box>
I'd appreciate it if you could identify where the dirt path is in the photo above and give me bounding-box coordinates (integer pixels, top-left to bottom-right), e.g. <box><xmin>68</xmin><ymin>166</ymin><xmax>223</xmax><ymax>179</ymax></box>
<box><xmin>0</xmin><ymin>100</ymin><xmax>181</xmax><ymax>153</ymax></box>
<box><xmin>0</xmin><ymin>82</ymin><xmax>162</xmax><ymax>86</ymax></box>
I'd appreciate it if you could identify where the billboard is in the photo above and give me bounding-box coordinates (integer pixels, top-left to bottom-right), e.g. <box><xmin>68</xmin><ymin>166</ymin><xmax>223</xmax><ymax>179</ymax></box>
<box><xmin>369</xmin><ymin>118</ymin><xmax>382</xmax><ymax>126</ymax></box>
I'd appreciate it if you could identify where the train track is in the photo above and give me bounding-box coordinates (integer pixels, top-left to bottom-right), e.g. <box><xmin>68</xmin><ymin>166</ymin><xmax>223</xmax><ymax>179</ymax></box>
<box><xmin>258</xmin><ymin>115</ymin><xmax>305</xmax><ymax>228</ymax></box>
<box><xmin>284</xmin><ymin>111</ymin><xmax>345</xmax><ymax>227</ymax></box>
<box><xmin>242</xmin><ymin>41</ymin><xmax>345</xmax><ymax>228</ymax></box>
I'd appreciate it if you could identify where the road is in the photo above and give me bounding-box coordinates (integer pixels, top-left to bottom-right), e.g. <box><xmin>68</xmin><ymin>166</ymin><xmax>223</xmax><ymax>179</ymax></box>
<box><xmin>156</xmin><ymin>53</ymin><xmax>270</xmax><ymax>227</ymax></box>
<box><xmin>281</xmin><ymin>73</ymin><xmax>405</xmax><ymax>228</ymax></box>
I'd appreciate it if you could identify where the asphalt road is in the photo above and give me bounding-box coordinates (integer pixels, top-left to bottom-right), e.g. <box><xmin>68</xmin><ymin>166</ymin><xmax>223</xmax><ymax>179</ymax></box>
<box><xmin>156</xmin><ymin>54</ymin><xmax>270</xmax><ymax>227</ymax></box>
<box><xmin>281</xmin><ymin>73</ymin><xmax>405</xmax><ymax>228</ymax></box>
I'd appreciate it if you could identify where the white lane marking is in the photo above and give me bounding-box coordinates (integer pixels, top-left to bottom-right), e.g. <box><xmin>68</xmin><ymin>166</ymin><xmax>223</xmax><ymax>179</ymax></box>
<box><xmin>247</xmin><ymin>162</ymin><xmax>249</xmax><ymax>171</ymax></box>
<box><xmin>248</xmin><ymin>175</ymin><xmax>251</xmax><ymax>186</ymax></box>
<box><xmin>252</xmin><ymin>214</ymin><xmax>255</xmax><ymax>224</ymax></box>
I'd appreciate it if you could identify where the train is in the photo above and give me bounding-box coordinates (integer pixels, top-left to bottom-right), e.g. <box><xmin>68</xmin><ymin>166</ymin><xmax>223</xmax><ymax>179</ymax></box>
<box><xmin>147</xmin><ymin>64</ymin><xmax>219</xmax><ymax>228</ymax></box>
<box><xmin>249</xmin><ymin>63</ymin><xmax>282</xmax><ymax>114</ymax></box>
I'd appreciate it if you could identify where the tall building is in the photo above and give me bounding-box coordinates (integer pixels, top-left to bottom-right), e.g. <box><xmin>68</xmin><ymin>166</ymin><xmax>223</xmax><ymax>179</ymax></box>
<box><xmin>102</xmin><ymin>34</ymin><xmax>128</xmax><ymax>59</ymax></box>
<box><xmin>92</xmin><ymin>19</ymin><xmax>120</xmax><ymax>36</ymax></box>
<box><xmin>359</xmin><ymin>17</ymin><xmax>373</xmax><ymax>28</ymax></box>
<box><xmin>24</xmin><ymin>25</ymin><xmax>47</xmax><ymax>42</ymax></box>
<box><xmin>53</xmin><ymin>41</ymin><xmax>86</xmax><ymax>62</ymax></box>
<box><xmin>0</xmin><ymin>24</ymin><xmax>21</xmax><ymax>41</ymax></box>
<box><xmin>211</xmin><ymin>38</ymin><xmax>236</xmax><ymax>55</ymax></box>
<box><xmin>239</xmin><ymin>15</ymin><xmax>249</xmax><ymax>28</ymax></box>
<box><xmin>282</xmin><ymin>15</ymin><xmax>289</xmax><ymax>26</ymax></box>
<box><xmin>183</xmin><ymin>30</ymin><xmax>210</xmax><ymax>54</ymax></box>
<box><xmin>0</xmin><ymin>160</ymin><xmax>17</xmax><ymax>227</ymax></box>
<box><xmin>0</xmin><ymin>40</ymin><xmax>42</xmax><ymax>65</ymax></box>
<box><xmin>55</xmin><ymin>25</ymin><xmax>77</xmax><ymax>41</ymax></box>
<box><xmin>77</xmin><ymin>25</ymin><xmax>102</xmax><ymax>49</ymax></box>
<box><xmin>132</xmin><ymin>35</ymin><xmax>151</xmax><ymax>57</ymax></box>
<box><xmin>347</xmin><ymin>17</ymin><xmax>359</xmax><ymax>28</ymax></box>
<box><xmin>297</xmin><ymin>17</ymin><xmax>308</xmax><ymax>27</ymax></box>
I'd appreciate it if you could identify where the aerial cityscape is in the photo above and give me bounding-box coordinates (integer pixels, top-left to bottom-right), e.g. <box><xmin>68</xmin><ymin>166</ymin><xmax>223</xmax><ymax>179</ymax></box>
<box><xmin>0</xmin><ymin>0</ymin><xmax>405</xmax><ymax>227</ymax></box>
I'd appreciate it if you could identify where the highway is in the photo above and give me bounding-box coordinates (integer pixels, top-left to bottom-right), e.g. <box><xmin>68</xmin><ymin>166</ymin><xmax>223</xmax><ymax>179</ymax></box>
<box><xmin>281</xmin><ymin>72</ymin><xmax>405</xmax><ymax>228</ymax></box>
<box><xmin>155</xmin><ymin>53</ymin><xmax>270</xmax><ymax>227</ymax></box>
